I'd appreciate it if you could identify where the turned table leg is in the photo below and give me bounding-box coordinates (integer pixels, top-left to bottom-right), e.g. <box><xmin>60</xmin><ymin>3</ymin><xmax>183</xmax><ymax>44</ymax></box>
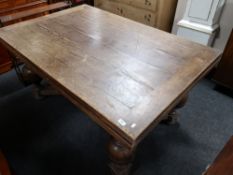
<box><xmin>162</xmin><ymin>95</ymin><xmax>189</xmax><ymax>124</ymax></box>
<box><xmin>21</xmin><ymin>65</ymin><xmax>59</xmax><ymax>99</ymax></box>
<box><xmin>21</xmin><ymin>65</ymin><xmax>42</xmax><ymax>86</ymax></box>
<box><xmin>107</xmin><ymin>138</ymin><xmax>135</xmax><ymax>175</ymax></box>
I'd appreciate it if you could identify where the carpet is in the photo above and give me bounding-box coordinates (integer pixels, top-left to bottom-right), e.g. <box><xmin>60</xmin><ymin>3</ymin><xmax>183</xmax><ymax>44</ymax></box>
<box><xmin>0</xmin><ymin>70</ymin><xmax>232</xmax><ymax>175</ymax></box>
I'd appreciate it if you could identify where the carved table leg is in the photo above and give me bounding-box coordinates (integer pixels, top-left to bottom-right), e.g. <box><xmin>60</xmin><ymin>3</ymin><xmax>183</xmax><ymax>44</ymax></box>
<box><xmin>162</xmin><ymin>95</ymin><xmax>189</xmax><ymax>124</ymax></box>
<box><xmin>21</xmin><ymin>65</ymin><xmax>59</xmax><ymax>99</ymax></box>
<box><xmin>107</xmin><ymin>138</ymin><xmax>135</xmax><ymax>175</ymax></box>
<box><xmin>21</xmin><ymin>65</ymin><xmax>42</xmax><ymax>86</ymax></box>
<box><xmin>33</xmin><ymin>83</ymin><xmax>60</xmax><ymax>100</ymax></box>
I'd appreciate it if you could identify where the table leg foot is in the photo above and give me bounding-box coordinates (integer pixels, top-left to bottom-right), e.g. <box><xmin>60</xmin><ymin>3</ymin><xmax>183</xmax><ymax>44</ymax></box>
<box><xmin>33</xmin><ymin>85</ymin><xmax>46</xmax><ymax>100</ymax></box>
<box><xmin>163</xmin><ymin>110</ymin><xmax>178</xmax><ymax>125</ymax></box>
<box><xmin>33</xmin><ymin>83</ymin><xmax>60</xmax><ymax>100</ymax></box>
<box><xmin>162</xmin><ymin>95</ymin><xmax>188</xmax><ymax>125</ymax></box>
<box><xmin>19</xmin><ymin>65</ymin><xmax>60</xmax><ymax>99</ymax></box>
<box><xmin>108</xmin><ymin>138</ymin><xmax>135</xmax><ymax>175</ymax></box>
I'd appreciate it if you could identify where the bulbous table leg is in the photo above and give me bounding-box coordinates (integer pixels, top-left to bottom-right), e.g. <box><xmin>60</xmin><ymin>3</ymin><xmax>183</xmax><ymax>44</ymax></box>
<box><xmin>21</xmin><ymin>65</ymin><xmax>42</xmax><ymax>86</ymax></box>
<box><xmin>21</xmin><ymin>65</ymin><xmax>59</xmax><ymax>99</ymax></box>
<box><xmin>162</xmin><ymin>95</ymin><xmax>188</xmax><ymax>124</ymax></box>
<box><xmin>33</xmin><ymin>83</ymin><xmax>60</xmax><ymax>100</ymax></box>
<box><xmin>107</xmin><ymin>138</ymin><xmax>135</xmax><ymax>175</ymax></box>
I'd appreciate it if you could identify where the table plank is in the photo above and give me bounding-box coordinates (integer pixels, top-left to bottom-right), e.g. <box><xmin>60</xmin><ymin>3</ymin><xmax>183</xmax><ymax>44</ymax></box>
<box><xmin>0</xmin><ymin>5</ymin><xmax>221</xmax><ymax>147</ymax></box>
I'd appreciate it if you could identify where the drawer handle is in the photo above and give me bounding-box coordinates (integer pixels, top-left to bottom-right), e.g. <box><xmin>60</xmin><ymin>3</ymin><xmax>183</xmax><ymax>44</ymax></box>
<box><xmin>145</xmin><ymin>0</ymin><xmax>151</xmax><ymax>6</ymax></box>
<box><xmin>117</xmin><ymin>7</ymin><xmax>123</xmax><ymax>15</ymax></box>
<box><xmin>144</xmin><ymin>14</ymin><xmax>151</xmax><ymax>22</ymax></box>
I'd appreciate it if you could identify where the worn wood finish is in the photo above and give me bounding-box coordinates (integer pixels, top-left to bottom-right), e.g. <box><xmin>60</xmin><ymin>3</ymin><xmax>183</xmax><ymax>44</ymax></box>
<box><xmin>0</xmin><ymin>5</ymin><xmax>221</xmax><ymax>149</ymax></box>
<box><xmin>0</xmin><ymin>5</ymin><xmax>222</xmax><ymax>174</ymax></box>
<box><xmin>213</xmin><ymin>29</ymin><xmax>233</xmax><ymax>90</ymax></box>
<box><xmin>204</xmin><ymin>136</ymin><xmax>233</xmax><ymax>175</ymax></box>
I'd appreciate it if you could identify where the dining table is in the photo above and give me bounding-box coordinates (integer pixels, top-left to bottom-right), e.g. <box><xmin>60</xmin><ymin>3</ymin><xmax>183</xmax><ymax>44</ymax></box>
<box><xmin>0</xmin><ymin>5</ymin><xmax>222</xmax><ymax>175</ymax></box>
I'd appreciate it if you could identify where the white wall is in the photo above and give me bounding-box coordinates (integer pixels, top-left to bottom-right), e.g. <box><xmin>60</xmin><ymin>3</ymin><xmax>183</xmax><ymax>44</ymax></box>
<box><xmin>172</xmin><ymin>0</ymin><xmax>233</xmax><ymax>50</ymax></box>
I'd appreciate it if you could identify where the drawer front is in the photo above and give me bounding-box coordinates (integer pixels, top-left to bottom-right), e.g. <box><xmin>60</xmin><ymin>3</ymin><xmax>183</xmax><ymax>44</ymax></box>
<box><xmin>109</xmin><ymin>0</ymin><xmax>158</xmax><ymax>12</ymax></box>
<box><xmin>121</xmin><ymin>3</ymin><xmax>157</xmax><ymax>26</ymax></box>
<box><xmin>96</xmin><ymin>0</ymin><xmax>121</xmax><ymax>16</ymax></box>
<box><xmin>95</xmin><ymin>0</ymin><xmax>178</xmax><ymax>32</ymax></box>
<box><xmin>96</xmin><ymin>1</ymin><xmax>157</xmax><ymax>27</ymax></box>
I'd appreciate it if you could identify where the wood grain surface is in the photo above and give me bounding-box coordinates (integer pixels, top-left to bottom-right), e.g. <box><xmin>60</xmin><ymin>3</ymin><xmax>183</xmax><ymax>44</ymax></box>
<box><xmin>0</xmin><ymin>5</ymin><xmax>222</xmax><ymax>148</ymax></box>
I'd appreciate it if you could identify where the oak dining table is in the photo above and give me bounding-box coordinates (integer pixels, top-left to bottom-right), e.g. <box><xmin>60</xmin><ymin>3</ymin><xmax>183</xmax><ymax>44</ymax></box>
<box><xmin>0</xmin><ymin>5</ymin><xmax>222</xmax><ymax>175</ymax></box>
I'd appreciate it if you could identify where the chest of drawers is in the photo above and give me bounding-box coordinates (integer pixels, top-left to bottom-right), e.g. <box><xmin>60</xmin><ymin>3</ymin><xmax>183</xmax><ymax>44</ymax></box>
<box><xmin>0</xmin><ymin>0</ymin><xmax>69</xmax><ymax>75</ymax></box>
<box><xmin>0</xmin><ymin>0</ymin><xmax>43</xmax><ymax>74</ymax></box>
<box><xmin>0</xmin><ymin>0</ymin><xmax>37</xmax><ymax>10</ymax></box>
<box><xmin>94</xmin><ymin>0</ymin><xmax>177</xmax><ymax>32</ymax></box>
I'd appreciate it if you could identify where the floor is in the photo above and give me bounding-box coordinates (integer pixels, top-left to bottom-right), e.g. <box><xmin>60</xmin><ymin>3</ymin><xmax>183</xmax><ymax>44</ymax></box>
<box><xmin>0</xmin><ymin>70</ymin><xmax>232</xmax><ymax>175</ymax></box>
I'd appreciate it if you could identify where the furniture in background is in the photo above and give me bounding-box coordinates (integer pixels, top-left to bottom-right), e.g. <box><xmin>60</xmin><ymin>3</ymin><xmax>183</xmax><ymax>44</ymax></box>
<box><xmin>0</xmin><ymin>0</ymin><xmax>70</xmax><ymax>75</ymax></box>
<box><xmin>94</xmin><ymin>0</ymin><xmax>178</xmax><ymax>32</ymax></box>
<box><xmin>213</xmin><ymin>29</ymin><xmax>233</xmax><ymax>90</ymax></box>
<box><xmin>46</xmin><ymin>0</ymin><xmax>93</xmax><ymax>6</ymax></box>
<box><xmin>176</xmin><ymin>0</ymin><xmax>225</xmax><ymax>46</ymax></box>
<box><xmin>86</xmin><ymin>0</ymin><xmax>93</xmax><ymax>5</ymax></box>
<box><xmin>0</xmin><ymin>5</ymin><xmax>221</xmax><ymax>174</ymax></box>
<box><xmin>73</xmin><ymin>0</ymin><xmax>92</xmax><ymax>6</ymax></box>
<box><xmin>0</xmin><ymin>0</ymin><xmax>40</xmax><ymax>75</ymax></box>
<box><xmin>203</xmin><ymin>136</ymin><xmax>233</xmax><ymax>175</ymax></box>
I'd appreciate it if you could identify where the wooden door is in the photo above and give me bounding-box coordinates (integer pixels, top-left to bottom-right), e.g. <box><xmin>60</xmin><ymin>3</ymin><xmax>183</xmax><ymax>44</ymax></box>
<box><xmin>213</xmin><ymin>29</ymin><xmax>233</xmax><ymax>90</ymax></box>
<box><xmin>0</xmin><ymin>44</ymin><xmax>12</xmax><ymax>75</ymax></box>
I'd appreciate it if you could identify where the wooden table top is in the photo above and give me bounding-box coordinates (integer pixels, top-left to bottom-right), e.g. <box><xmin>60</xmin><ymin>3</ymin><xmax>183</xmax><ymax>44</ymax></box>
<box><xmin>0</xmin><ymin>5</ymin><xmax>221</xmax><ymax>148</ymax></box>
